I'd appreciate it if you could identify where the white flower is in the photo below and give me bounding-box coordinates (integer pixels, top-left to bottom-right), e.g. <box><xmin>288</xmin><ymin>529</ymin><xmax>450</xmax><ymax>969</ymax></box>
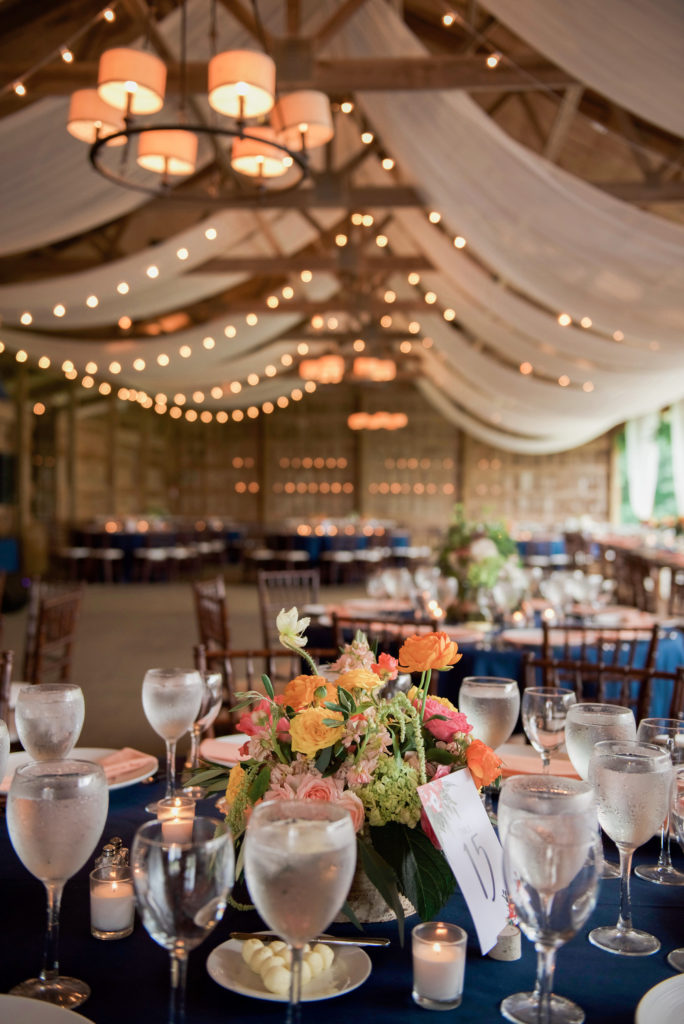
<box><xmin>468</xmin><ymin>537</ymin><xmax>499</xmax><ymax>562</ymax></box>
<box><xmin>276</xmin><ymin>607</ymin><xmax>311</xmax><ymax>650</ymax></box>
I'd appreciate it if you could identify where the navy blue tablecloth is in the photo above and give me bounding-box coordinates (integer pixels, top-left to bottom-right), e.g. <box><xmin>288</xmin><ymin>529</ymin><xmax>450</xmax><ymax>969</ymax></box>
<box><xmin>1</xmin><ymin>778</ymin><xmax>683</xmax><ymax>1024</ymax></box>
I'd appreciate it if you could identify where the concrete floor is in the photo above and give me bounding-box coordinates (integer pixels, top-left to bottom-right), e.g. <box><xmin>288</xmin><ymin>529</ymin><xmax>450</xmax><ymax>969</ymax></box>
<box><xmin>3</xmin><ymin>576</ymin><xmax>363</xmax><ymax>760</ymax></box>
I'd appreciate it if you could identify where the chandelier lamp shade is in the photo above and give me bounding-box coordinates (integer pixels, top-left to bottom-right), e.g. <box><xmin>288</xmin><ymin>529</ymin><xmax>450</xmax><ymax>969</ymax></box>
<box><xmin>66</xmin><ymin>89</ymin><xmax>125</xmax><ymax>144</ymax></box>
<box><xmin>96</xmin><ymin>47</ymin><xmax>167</xmax><ymax>115</ymax></box>
<box><xmin>207</xmin><ymin>49</ymin><xmax>276</xmax><ymax>120</ymax></box>
<box><xmin>69</xmin><ymin>5</ymin><xmax>335</xmax><ymax>200</ymax></box>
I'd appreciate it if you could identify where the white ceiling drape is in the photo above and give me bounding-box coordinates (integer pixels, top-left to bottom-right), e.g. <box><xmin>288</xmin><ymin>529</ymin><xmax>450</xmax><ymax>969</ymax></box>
<box><xmin>480</xmin><ymin>0</ymin><xmax>684</xmax><ymax>139</ymax></box>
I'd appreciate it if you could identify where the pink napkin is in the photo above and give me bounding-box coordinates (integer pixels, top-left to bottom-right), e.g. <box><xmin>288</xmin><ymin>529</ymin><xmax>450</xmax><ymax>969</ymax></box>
<box><xmin>498</xmin><ymin>743</ymin><xmax>580</xmax><ymax>780</ymax></box>
<box><xmin>97</xmin><ymin>747</ymin><xmax>155</xmax><ymax>783</ymax></box>
<box><xmin>200</xmin><ymin>735</ymin><xmax>247</xmax><ymax>765</ymax></box>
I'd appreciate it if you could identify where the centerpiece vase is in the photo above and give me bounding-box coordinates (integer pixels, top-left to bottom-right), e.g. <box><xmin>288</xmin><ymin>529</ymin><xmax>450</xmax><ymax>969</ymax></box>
<box><xmin>335</xmin><ymin>864</ymin><xmax>416</xmax><ymax>924</ymax></box>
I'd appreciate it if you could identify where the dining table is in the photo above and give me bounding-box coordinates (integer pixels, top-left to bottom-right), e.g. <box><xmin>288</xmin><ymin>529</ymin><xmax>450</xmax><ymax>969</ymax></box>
<box><xmin>1</xmin><ymin>772</ymin><xmax>683</xmax><ymax>1024</ymax></box>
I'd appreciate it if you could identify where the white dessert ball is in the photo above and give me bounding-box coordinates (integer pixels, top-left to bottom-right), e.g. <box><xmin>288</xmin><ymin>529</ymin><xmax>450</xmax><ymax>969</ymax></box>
<box><xmin>312</xmin><ymin>943</ymin><xmax>334</xmax><ymax>970</ymax></box>
<box><xmin>261</xmin><ymin>963</ymin><xmax>291</xmax><ymax>995</ymax></box>
<box><xmin>250</xmin><ymin>946</ymin><xmax>275</xmax><ymax>972</ymax></box>
<box><xmin>241</xmin><ymin>938</ymin><xmax>264</xmax><ymax>965</ymax></box>
<box><xmin>304</xmin><ymin>950</ymin><xmax>325</xmax><ymax>976</ymax></box>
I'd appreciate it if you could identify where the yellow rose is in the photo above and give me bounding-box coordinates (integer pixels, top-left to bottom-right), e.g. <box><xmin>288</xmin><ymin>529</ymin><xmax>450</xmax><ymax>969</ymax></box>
<box><xmin>225</xmin><ymin>762</ymin><xmax>246</xmax><ymax>807</ymax></box>
<box><xmin>398</xmin><ymin>632</ymin><xmax>461</xmax><ymax>673</ymax></box>
<box><xmin>289</xmin><ymin>706</ymin><xmax>345</xmax><ymax>758</ymax></box>
<box><xmin>336</xmin><ymin>668</ymin><xmax>383</xmax><ymax>692</ymax></box>
<box><xmin>282</xmin><ymin>674</ymin><xmax>337</xmax><ymax>710</ymax></box>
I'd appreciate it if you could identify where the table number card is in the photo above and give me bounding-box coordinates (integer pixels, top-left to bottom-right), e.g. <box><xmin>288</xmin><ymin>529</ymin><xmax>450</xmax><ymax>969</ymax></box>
<box><xmin>418</xmin><ymin>769</ymin><xmax>509</xmax><ymax>954</ymax></box>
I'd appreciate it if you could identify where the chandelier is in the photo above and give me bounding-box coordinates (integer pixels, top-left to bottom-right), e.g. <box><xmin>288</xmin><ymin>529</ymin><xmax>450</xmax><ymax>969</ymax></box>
<box><xmin>66</xmin><ymin>1</ymin><xmax>333</xmax><ymax>198</ymax></box>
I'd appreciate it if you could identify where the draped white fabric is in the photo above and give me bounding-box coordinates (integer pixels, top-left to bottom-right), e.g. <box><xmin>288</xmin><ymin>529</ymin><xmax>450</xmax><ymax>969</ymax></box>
<box><xmin>670</xmin><ymin>401</ymin><xmax>684</xmax><ymax>517</ymax></box>
<box><xmin>327</xmin><ymin>1</ymin><xmax>684</xmax><ymax>346</ymax></box>
<box><xmin>625</xmin><ymin>413</ymin><xmax>661</xmax><ymax>521</ymax></box>
<box><xmin>480</xmin><ymin>0</ymin><xmax>684</xmax><ymax>139</ymax></box>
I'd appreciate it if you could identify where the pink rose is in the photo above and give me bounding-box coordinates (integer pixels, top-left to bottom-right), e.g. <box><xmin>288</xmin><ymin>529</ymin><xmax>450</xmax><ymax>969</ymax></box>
<box><xmin>420</xmin><ymin>697</ymin><xmax>473</xmax><ymax>742</ymax></box>
<box><xmin>427</xmin><ymin>763</ymin><xmax>451</xmax><ymax>782</ymax></box>
<box><xmin>263</xmin><ymin>781</ymin><xmax>298</xmax><ymax>803</ymax></box>
<box><xmin>295</xmin><ymin>775</ymin><xmax>342</xmax><ymax>801</ymax></box>
<box><xmin>336</xmin><ymin>790</ymin><xmax>366</xmax><ymax>833</ymax></box>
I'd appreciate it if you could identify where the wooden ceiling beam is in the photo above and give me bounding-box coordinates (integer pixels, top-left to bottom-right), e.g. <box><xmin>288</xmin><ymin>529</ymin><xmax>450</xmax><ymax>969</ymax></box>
<box><xmin>10</xmin><ymin>55</ymin><xmax>576</xmax><ymax>98</ymax></box>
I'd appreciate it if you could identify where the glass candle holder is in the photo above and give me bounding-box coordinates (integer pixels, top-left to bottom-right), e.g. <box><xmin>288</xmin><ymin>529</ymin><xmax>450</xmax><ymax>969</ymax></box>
<box><xmin>156</xmin><ymin>794</ymin><xmax>196</xmax><ymax>843</ymax></box>
<box><xmin>90</xmin><ymin>865</ymin><xmax>135</xmax><ymax>940</ymax></box>
<box><xmin>412</xmin><ymin>921</ymin><xmax>467</xmax><ymax>1011</ymax></box>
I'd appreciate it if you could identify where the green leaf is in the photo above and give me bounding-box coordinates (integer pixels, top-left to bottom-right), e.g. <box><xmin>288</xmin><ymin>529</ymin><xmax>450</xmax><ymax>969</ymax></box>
<box><xmin>356</xmin><ymin>837</ymin><xmax>406</xmax><ymax>946</ymax></box>
<box><xmin>315</xmin><ymin>745</ymin><xmax>332</xmax><ymax>773</ymax></box>
<box><xmin>369</xmin><ymin>822</ymin><xmax>456</xmax><ymax>922</ymax></box>
<box><xmin>185</xmin><ymin>766</ymin><xmax>230</xmax><ymax>784</ymax></box>
<box><xmin>337</xmin><ymin>687</ymin><xmax>356</xmax><ymax>713</ymax></box>
<box><xmin>424</xmin><ymin>747</ymin><xmax>462</xmax><ymax>765</ymax></box>
<box><xmin>322</xmin><ymin>717</ymin><xmax>345</xmax><ymax>728</ymax></box>
<box><xmin>247</xmin><ymin>765</ymin><xmax>272</xmax><ymax>803</ymax></box>
<box><xmin>323</xmin><ymin>701</ymin><xmax>348</xmax><ymax>716</ymax></box>
<box><xmin>337</xmin><ymin>899</ymin><xmax>363</xmax><ymax>932</ymax></box>
<box><xmin>261</xmin><ymin>673</ymin><xmax>275</xmax><ymax>700</ymax></box>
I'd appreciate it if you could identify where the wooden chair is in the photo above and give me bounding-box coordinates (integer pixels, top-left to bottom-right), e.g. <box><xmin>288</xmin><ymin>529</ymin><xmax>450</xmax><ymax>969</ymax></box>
<box><xmin>192</xmin><ymin>575</ymin><xmax>231</xmax><ymax>685</ymax></box>
<box><xmin>524</xmin><ymin>632</ymin><xmax>677</xmax><ymax>723</ymax></box>
<box><xmin>0</xmin><ymin>648</ymin><xmax>14</xmax><ymax>726</ymax></box>
<box><xmin>22</xmin><ymin>582</ymin><xmax>84</xmax><ymax>685</ymax></box>
<box><xmin>193</xmin><ymin>643</ymin><xmax>338</xmax><ymax>732</ymax></box>
<box><xmin>257</xmin><ymin>568</ymin><xmax>321</xmax><ymax>647</ymax></box>
<box><xmin>541</xmin><ymin>621</ymin><xmax>660</xmax><ymax>673</ymax></box>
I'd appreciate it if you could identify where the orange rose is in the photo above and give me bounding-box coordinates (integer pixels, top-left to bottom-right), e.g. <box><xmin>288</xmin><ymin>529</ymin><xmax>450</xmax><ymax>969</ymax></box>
<box><xmin>289</xmin><ymin>706</ymin><xmax>345</xmax><ymax>758</ymax></box>
<box><xmin>336</xmin><ymin>668</ymin><xmax>383</xmax><ymax>692</ymax></box>
<box><xmin>398</xmin><ymin>632</ymin><xmax>462</xmax><ymax>673</ymax></box>
<box><xmin>466</xmin><ymin>739</ymin><xmax>503</xmax><ymax>788</ymax></box>
<box><xmin>282</xmin><ymin>674</ymin><xmax>337</xmax><ymax>711</ymax></box>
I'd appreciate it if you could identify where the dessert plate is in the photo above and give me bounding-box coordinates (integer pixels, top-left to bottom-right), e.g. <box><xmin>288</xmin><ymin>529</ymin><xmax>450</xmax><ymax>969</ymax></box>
<box><xmin>0</xmin><ymin>747</ymin><xmax>158</xmax><ymax>794</ymax></box>
<box><xmin>207</xmin><ymin>937</ymin><xmax>371</xmax><ymax>1002</ymax></box>
<box><xmin>635</xmin><ymin>973</ymin><xmax>684</xmax><ymax>1024</ymax></box>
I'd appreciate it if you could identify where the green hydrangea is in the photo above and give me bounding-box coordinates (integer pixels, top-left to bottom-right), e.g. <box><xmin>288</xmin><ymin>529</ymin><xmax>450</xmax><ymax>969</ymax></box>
<box><xmin>354</xmin><ymin>754</ymin><xmax>422</xmax><ymax>828</ymax></box>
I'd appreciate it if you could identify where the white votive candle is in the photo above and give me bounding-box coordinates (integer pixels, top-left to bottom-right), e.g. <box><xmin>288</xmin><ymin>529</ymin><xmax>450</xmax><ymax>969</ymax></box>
<box><xmin>156</xmin><ymin>795</ymin><xmax>195</xmax><ymax>843</ymax></box>
<box><xmin>90</xmin><ymin>869</ymin><xmax>135</xmax><ymax>939</ymax></box>
<box><xmin>412</xmin><ymin>922</ymin><xmax>467</xmax><ymax>1010</ymax></box>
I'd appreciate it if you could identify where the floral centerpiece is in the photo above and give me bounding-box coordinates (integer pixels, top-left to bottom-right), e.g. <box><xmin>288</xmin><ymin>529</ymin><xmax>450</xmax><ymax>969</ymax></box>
<box><xmin>195</xmin><ymin>608</ymin><xmax>503</xmax><ymax>939</ymax></box>
<box><xmin>436</xmin><ymin>503</ymin><xmax>522</xmax><ymax>620</ymax></box>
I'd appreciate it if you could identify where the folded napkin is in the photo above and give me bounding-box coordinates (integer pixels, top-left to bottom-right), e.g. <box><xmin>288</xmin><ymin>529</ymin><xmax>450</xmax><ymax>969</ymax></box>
<box><xmin>97</xmin><ymin>747</ymin><xmax>155</xmax><ymax>784</ymax></box>
<box><xmin>200</xmin><ymin>735</ymin><xmax>247</xmax><ymax>765</ymax></box>
<box><xmin>497</xmin><ymin>742</ymin><xmax>580</xmax><ymax>780</ymax></box>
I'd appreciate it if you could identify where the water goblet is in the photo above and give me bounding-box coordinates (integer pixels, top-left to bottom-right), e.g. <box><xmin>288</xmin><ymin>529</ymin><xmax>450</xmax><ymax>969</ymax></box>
<box><xmin>243</xmin><ymin>799</ymin><xmax>357</xmax><ymax>1024</ymax></box>
<box><xmin>183</xmin><ymin>671</ymin><xmax>223</xmax><ymax>799</ymax></box>
<box><xmin>633</xmin><ymin>717</ymin><xmax>684</xmax><ymax>885</ymax></box>
<box><xmin>588</xmin><ymin>739</ymin><xmax>673</xmax><ymax>955</ymax></box>
<box><xmin>131</xmin><ymin>817</ymin><xmax>234</xmax><ymax>1024</ymax></box>
<box><xmin>501</xmin><ymin>814</ymin><xmax>602</xmax><ymax>1024</ymax></box>
<box><xmin>565</xmin><ymin>703</ymin><xmax>636</xmax><ymax>879</ymax></box>
<box><xmin>7</xmin><ymin>759</ymin><xmax>109</xmax><ymax>1007</ymax></box>
<box><xmin>521</xmin><ymin>687</ymin><xmax>576</xmax><ymax>773</ymax></box>
<box><xmin>142</xmin><ymin>668</ymin><xmax>203</xmax><ymax>807</ymax></box>
<box><xmin>458</xmin><ymin>676</ymin><xmax>520</xmax><ymax>820</ymax></box>
<box><xmin>15</xmin><ymin>683</ymin><xmax>85</xmax><ymax>760</ymax></box>
<box><xmin>667</xmin><ymin>767</ymin><xmax>684</xmax><ymax>970</ymax></box>
<box><xmin>497</xmin><ymin>774</ymin><xmax>597</xmax><ymax>848</ymax></box>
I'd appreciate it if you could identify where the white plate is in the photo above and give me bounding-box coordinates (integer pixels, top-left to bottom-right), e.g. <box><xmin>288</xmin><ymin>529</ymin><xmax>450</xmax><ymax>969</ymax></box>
<box><xmin>636</xmin><ymin>973</ymin><xmax>684</xmax><ymax>1024</ymax></box>
<box><xmin>207</xmin><ymin>937</ymin><xmax>372</xmax><ymax>1003</ymax></box>
<box><xmin>0</xmin><ymin>994</ymin><xmax>95</xmax><ymax>1023</ymax></box>
<box><xmin>199</xmin><ymin>734</ymin><xmax>247</xmax><ymax>767</ymax></box>
<box><xmin>0</xmin><ymin>747</ymin><xmax>158</xmax><ymax>795</ymax></box>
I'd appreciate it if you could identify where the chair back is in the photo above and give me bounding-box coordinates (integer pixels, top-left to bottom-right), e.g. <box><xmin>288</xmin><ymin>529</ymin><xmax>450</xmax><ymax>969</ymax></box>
<box><xmin>192</xmin><ymin>576</ymin><xmax>230</xmax><ymax>650</ymax></box>
<box><xmin>257</xmin><ymin>568</ymin><xmax>320</xmax><ymax>647</ymax></box>
<box><xmin>23</xmin><ymin>582</ymin><xmax>84</xmax><ymax>685</ymax></box>
<box><xmin>193</xmin><ymin>643</ymin><xmax>338</xmax><ymax>732</ymax></box>
<box><xmin>0</xmin><ymin>648</ymin><xmax>13</xmax><ymax>725</ymax></box>
<box><xmin>524</xmin><ymin>627</ymin><xmax>677</xmax><ymax>722</ymax></box>
<box><xmin>541</xmin><ymin>621</ymin><xmax>660</xmax><ymax>672</ymax></box>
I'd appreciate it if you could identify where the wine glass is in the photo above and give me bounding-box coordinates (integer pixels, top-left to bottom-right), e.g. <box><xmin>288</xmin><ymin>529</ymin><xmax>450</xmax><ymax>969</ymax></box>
<box><xmin>501</xmin><ymin>814</ymin><xmax>602</xmax><ymax>1024</ymax></box>
<box><xmin>7</xmin><ymin>759</ymin><xmax>108</xmax><ymax>1007</ymax></box>
<box><xmin>634</xmin><ymin>718</ymin><xmax>684</xmax><ymax>885</ymax></box>
<box><xmin>667</xmin><ymin>767</ymin><xmax>684</xmax><ymax>970</ymax></box>
<box><xmin>243</xmin><ymin>799</ymin><xmax>357</xmax><ymax>1024</ymax></box>
<box><xmin>521</xmin><ymin>687</ymin><xmax>576</xmax><ymax>772</ymax></box>
<box><xmin>588</xmin><ymin>739</ymin><xmax>673</xmax><ymax>955</ymax></box>
<box><xmin>183</xmin><ymin>671</ymin><xmax>223</xmax><ymax>799</ymax></box>
<box><xmin>565</xmin><ymin>703</ymin><xmax>636</xmax><ymax>879</ymax></box>
<box><xmin>142</xmin><ymin>668</ymin><xmax>203</xmax><ymax>805</ymax></box>
<box><xmin>15</xmin><ymin>683</ymin><xmax>85</xmax><ymax>760</ymax></box>
<box><xmin>498</xmin><ymin>774</ymin><xmax>597</xmax><ymax>847</ymax></box>
<box><xmin>131</xmin><ymin>817</ymin><xmax>234</xmax><ymax>1024</ymax></box>
<box><xmin>458</xmin><ymin>676</ymin><xmax>520</xmax><ymax>820</ymax></box>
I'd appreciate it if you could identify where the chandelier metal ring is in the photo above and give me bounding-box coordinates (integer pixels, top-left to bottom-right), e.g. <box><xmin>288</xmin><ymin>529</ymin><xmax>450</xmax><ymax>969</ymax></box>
<box><xmin>89</xmin><ymin>122</ymin><xmax>310</xmax><ymax>201</ymax></box>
